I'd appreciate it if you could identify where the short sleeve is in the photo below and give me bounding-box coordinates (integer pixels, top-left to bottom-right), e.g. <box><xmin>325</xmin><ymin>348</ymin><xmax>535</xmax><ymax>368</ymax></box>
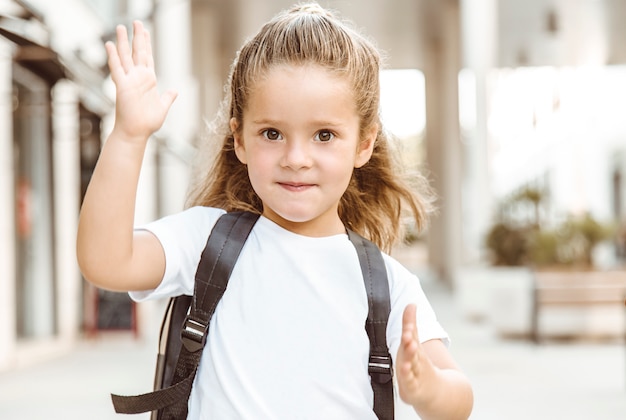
<box><xmin>384</xmin><ymin>254</ymin><xmax>449</xmax><ymax>362</ymax></box>
<box><xmin>129</xmin><ymin>206</ymin><xmax>226</xmax><ymax>301</ymax></box>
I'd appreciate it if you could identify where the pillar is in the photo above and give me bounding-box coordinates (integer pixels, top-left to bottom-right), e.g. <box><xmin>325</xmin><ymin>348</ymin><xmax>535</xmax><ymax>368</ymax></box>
<box><xmin>52</xmin><ymin>80</ymin><xmax>81</xmax><ymax>342</ymax></box>
<box><xmin>424</xmin><ymin>1</ymin><xmax>463</xmax><ymax>287</ymax></box>
<box><xmin>460</xmin><ymin>0</ymin><xmax>497</xmax><ymax>263</ymax></box>
<box><xmin>0</xmin><ymin>38</ymin><xmax>16</xmax><ymax>370</ymax></box>
<box><xmin>13</xmin><ymin>65</ymin><xmax>55</xmax><ymax>338</ymax></box>
<box><xmin>153</xmin><ymin>0</ymin><xmax>195</xmax><ymax>217</ymax></box>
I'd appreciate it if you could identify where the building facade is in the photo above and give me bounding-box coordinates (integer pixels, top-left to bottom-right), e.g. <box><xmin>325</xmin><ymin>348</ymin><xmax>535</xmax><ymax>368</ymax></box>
<box><xmin>0</xmin><ymin>0</ymin><xmax>113</xmax><ymax>369</ymax></box>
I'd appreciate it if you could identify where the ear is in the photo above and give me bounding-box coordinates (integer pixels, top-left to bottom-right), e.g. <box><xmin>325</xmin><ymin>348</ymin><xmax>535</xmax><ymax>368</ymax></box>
<box><xmin>230</xmin><ymin>118</ymin><xmax>247</xmax><ymax>164</ymax></box>
<box><xmin>354</xmin><ymin>123</ymin><xmax>377</xmax><ymax>168</ymax></box>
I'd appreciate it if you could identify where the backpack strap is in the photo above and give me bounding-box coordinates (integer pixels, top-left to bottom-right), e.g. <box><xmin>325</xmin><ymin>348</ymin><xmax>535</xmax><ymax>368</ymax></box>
<box><xmin>112</xmin><ymin>212</ymin><xmax>393</xmax><ymax>419</ymax></box>
<box><xmin>111</xmin><ymin>211</ymin><xmax>260</xmax><ymax>419</ymax></box>
<box><xmin>347</xmin><ymin>230</ymin><xmax>394</xmax><ymax>420</ymax></box>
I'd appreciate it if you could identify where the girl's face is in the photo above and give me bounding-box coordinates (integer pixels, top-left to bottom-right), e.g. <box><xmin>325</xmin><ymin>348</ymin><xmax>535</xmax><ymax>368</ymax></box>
<box><xmin>232</xmin><ymin>64</ymin><xmax>376</xmax><ymax>237</ymax></box>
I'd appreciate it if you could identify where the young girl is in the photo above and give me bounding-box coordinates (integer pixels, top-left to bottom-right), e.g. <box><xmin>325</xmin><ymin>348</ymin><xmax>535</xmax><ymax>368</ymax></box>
<box><xmin>77</xmin><ymin>3</ymin><xmax>473</xmax><ymax>419</ymax></box>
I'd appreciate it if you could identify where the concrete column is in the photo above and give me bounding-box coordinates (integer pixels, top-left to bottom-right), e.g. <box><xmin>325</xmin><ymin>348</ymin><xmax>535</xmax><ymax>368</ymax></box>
<box><xmin>191</xmin><ymin>0</ymin><xmax>226</xmax><ymax>129</ymax></box>
<box><xmin>13</xmin><ymin>65</ymin><xmax>55</xmax><ymax>338</ymax></box>
<box><xmin>460</xmin><ymin>0</ymin><xmax>497</xmax><ymax>263</ymax></box>
<box><xmin>0</xmin><ymin>38</ymin><xmax>16</xmax><ymax>370</ymax></box>
<box><xmin>52</xmin><ymin>80</ymin><xmax>81</xmax><ymax>342</ymax></box>
<box><xmin>424</xmin><ymin>1</ymin><xmax>463</xmax><ymax>287</ymax></box>
<box><xmin>153</xmin><ymin>0</ymin><xmax>195</xmax><ymax>217</ymax></box>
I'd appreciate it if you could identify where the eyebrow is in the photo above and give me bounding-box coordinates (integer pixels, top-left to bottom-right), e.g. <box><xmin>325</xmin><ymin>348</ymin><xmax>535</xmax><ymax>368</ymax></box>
<box><xmin>250</xmin><ymin>118</ymin><xmax>346</xmax><ymax>127</ymax></box>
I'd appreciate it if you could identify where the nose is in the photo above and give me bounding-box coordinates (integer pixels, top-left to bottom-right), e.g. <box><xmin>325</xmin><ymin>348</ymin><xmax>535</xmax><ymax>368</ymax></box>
<box><xmin>281</xmin><ymin>138</ymin><xmax>313</xmax><ymax>170</ymax></box>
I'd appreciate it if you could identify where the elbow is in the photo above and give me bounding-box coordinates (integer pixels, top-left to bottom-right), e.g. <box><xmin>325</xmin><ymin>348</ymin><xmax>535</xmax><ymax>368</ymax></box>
<box><xmin>76</xmin><ymin>242</ymin><xmax>93</xmax><ymax>283</ymax></box>
<box><xmin>77</xmin><ymin>249</ymin><xmax>106</xmax><ymax>289</ymax></box>
<box><xmin>76</xmin><ymin>243</ymin><xmax>123</xmax><ymax>291</ymax></box>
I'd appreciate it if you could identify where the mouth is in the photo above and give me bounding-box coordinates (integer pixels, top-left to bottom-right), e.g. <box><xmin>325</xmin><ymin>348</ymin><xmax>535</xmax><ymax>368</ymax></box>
<box><xmin>278</xmin><ymin>182</ymin><xmax>316</xmax><ymax>192</ymax></box>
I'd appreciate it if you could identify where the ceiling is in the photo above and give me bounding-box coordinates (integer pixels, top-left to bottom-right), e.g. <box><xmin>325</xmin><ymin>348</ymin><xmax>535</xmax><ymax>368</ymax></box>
<box><xmin>280</xmin><ymin>0</ymin><xmax>626</xmax><ymax>70</ymax></box>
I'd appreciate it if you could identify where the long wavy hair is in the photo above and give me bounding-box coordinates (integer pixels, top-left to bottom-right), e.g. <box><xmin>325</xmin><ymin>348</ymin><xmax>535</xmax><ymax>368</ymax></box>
<box><xmin>186</xmin><ymin>2</ymin><xmax>434</xmax><ymax>252</ymax></box>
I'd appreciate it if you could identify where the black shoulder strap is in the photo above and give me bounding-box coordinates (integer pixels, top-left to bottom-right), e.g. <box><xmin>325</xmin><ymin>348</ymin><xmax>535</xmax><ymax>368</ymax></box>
<box><xmin>347</xmin><ymin>230</ymin><xmax>394</xmax><ymax>420</ymax></box>
<box><xmin>111</xmin><ymin>211</ymin><xmax>259</xmax><ymax>419</ymax></box>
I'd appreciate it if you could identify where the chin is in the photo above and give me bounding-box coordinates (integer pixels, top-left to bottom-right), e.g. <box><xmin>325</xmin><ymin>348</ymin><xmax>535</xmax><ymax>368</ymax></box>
<box><xmin>263</xmin><ymin>204</ymin><xmax>319</xmax><ymax>223</ymax></box>
<box><xmin>272</xmin><ymin>209</ymin><xmax>316</xmax><ymax>224</ymax></box>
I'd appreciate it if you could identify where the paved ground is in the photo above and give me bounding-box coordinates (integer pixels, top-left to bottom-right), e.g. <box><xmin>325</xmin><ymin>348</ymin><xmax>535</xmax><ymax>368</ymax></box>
<box><xmin>0</xmin><ymin>275</ymin><xmax>624</xmax><ymax>419</ymax></box>
<box><xmin>430</xmin><ymin>280</ymin><xmax>626</xmax><ymax>420</ymax></box>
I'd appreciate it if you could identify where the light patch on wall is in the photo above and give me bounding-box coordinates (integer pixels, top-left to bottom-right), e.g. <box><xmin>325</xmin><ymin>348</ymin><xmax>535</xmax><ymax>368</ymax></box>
<box><xmin>380</xmin><ymin>69</ymin><xmax>425</xmax><ymax>138</ymax></box>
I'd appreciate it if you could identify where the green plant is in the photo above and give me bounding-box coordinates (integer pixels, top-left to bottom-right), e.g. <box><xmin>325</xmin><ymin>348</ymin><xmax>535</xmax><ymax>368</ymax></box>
<box><xmin>526</xmin><ymin>213</ymin><xmax>613</xmax><ymax>268</ymax></box>
<box><xmin>527</xmin><ymin>230</ymin><xmax>559</xmax><ymax>267</ymax></box>
<box><xmin>511</xmin><ymin>187</ymin><xmax>544</xmax><ymax>227</ymax></box>
<box><xmin>485</xmin><ymin>208</ymin><xmax>615</xmax><ymax>269</ymax></box>
<box><xmin>485</xmin><ymin>222</ymin><xmax>529</xmax><ymax>266</ymax></box>
<box><xmin>485</xmin><ymin>180</ymin><xmax>619</xmax><ymax>269</ymax></box>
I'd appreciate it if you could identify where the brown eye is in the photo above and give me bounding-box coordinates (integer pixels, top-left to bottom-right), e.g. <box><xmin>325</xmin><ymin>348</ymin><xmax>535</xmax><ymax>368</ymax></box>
<box><xmin>315</xmin><ymin>130</ymin><xmax>334</xmax><ymax>142</ymax></box>
<box><xmin>262</xmin><ymin>129</ymin><xmax>282</xmax><ymax>141</ymax></box>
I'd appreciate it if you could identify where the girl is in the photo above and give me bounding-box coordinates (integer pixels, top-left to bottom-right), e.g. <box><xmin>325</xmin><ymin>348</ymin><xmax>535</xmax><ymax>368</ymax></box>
<box><xmin>77</xmin><ymin>3</ymin><xmax>473</xmax><ymax>419</ymax></box>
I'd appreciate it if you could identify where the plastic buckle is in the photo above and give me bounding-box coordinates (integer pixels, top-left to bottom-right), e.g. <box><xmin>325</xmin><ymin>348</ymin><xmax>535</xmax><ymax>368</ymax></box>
<box><xmin>181</xmin><ymin>317</ymin><xmax>207</xmax><ymax>353</ymax></box>
<box><xmin>368</xmin><ymin>353</ymin><xmax>393</xmax><ymax>384</ymax></box>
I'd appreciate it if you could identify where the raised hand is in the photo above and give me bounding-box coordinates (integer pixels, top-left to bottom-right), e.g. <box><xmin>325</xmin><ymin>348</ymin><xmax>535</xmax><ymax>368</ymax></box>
<box><xmin>105</xmin><ymin>21</ymin><xmax>177</xmax><ymax>143</ymax></box>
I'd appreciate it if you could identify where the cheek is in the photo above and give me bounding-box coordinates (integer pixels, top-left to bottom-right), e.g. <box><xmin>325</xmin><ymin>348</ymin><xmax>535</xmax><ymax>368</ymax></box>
<box><xmin>243</xmin><ymin>148</ymin><xmax>272</xmax><ymax>180</ymax></box>
<box><xmin>244</xmin><ymin>159</ymin><xmax>273</xmax><ymax>199</ymax></box>
<box><xmin>324</xmin><ymin>153</ymin><xmax>358</xmax><ymax>180</ymax></box>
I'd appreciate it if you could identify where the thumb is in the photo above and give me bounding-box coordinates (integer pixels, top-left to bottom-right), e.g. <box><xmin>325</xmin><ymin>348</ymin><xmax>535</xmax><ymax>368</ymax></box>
<box><xmin>161</xmin><ymin>89</ymin><xmax>178</xmax><ymax>111</ymax></box>
<box><xmin>402</xmin><ymin>303</ymin><xmax>420</xmax><ymax>343</ymax></box>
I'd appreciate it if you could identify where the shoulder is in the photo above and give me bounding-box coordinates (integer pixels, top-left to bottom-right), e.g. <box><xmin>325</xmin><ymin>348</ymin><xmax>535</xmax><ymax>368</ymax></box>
<box><xmin>381</xmin><ymin>252</ymin><xmax>450</xmax><ymax>346</ymax></box>
<box><xmin>136</xmin><ymin>206</ymin><xmax>226</xmax><ymax>254</ymax></box>
<box><xmin>381</xmin><ymin>252</ymin><xmax>415</xmax><ymax>284</ymax></box>
<box><xmin>130</xmin><ymin>207</ymin><xmax>228</xmax><ymax>300</ymax></box>
<box><xmin>380</xmin><ymin>251</ymin><xmax>429</xmax><ymax>306</ymax></box>
<box><xmin>140</xmin><ymin>206</ymin><xmax>225</xmax><ymax>234</ymax></box>
<box><xmin>159</xmin><ymin>205</ymin><xmax>226</xmax><ymax>227</ymax></box>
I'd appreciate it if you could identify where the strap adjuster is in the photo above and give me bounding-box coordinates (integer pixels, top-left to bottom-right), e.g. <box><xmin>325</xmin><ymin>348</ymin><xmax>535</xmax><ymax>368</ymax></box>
<box><xmin>181</xmin><ymin>317</ymin><xmax>207</xmax><ymax>352</ymax></box>
<box><xmin>369</xmin><ymin>353</ymin><xmax>393</xmax><ymax>384</ymax></box>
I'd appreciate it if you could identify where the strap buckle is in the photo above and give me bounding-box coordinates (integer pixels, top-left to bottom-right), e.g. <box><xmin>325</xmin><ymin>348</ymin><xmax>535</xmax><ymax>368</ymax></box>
<box><xmin>181</xmin><ymin>316</ymin><xmax>207</xmax><ymax>352</ymax></box>
<box><xmin>369</xmin><ymin>353</ymin><xmax>393</xmax><ymax>384</ymax></box>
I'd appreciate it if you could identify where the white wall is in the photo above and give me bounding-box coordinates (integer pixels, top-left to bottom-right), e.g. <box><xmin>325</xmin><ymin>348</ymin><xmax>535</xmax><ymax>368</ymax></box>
<box><xmin>488</xmin><ymin>65</ymin><xmax>626</xmax><ymax>224</ymax></box>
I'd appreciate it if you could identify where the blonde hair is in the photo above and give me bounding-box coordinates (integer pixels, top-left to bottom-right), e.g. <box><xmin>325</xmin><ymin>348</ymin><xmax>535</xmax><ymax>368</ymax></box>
<box><xmin>187</xmin><ymin>2</ymin><xmax>433</xmax><ymax>252</ymax></box>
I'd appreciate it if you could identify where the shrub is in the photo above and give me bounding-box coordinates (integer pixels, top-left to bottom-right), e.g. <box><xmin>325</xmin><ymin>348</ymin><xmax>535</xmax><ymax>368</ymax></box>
<box><xmin>485</xmin><ymin>223</ymin><xmax>529</xmax><ymax>266</ymax></box>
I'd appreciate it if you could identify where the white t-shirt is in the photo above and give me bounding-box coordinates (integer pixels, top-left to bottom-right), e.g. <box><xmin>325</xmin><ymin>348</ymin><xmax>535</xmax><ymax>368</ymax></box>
<box><xmin>131</xmin><ymin>206</ymin><xmax>448</xmax><ymax>419</ymax></box>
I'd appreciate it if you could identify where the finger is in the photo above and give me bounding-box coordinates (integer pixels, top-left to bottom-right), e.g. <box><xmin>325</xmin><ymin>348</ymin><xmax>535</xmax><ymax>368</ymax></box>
<box><xmin>105</xmin><ymin>41</ymin><xmax>125</xmax><ymax>83</ymax></box>
<box><xmin>116</xmin><ymin>24</ymin><xmax>133</xmax><ymax>73</ymax></box>
<box><xmin>132</xmin><ymin>21</ymin><xmax>148</xmax><ymax>67</ymax></box>
<box><xmin>144</xmin><ymin>29</ymin><xmax>155</xmax><ymax>69</ymax></box>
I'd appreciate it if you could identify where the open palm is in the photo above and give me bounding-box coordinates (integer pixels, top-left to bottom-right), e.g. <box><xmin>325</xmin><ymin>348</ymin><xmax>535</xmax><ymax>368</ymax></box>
<box><xmin>105</xmin><ymin>21</ymin><xmax>177</xmax><ymax>142</ymax></box>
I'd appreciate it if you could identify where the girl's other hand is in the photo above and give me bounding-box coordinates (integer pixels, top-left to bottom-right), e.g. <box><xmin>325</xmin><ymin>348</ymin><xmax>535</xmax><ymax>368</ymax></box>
<box><xmin>105</xmin><ymin>20</ymin><xmax>177</xmax><ymax>144</ymax></box>
<box><xmin>395</xmin><ymin>304</ymin><xmax>437</xmax><ymax>407</ymax></box>
<box><xmin>396</xmin><ymin>304</ymin><xmax>474</xmax><ymax>418</ymax></box>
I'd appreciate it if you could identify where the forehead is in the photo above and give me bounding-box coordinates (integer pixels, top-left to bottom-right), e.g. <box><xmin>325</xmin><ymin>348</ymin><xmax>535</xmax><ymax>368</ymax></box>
<box><xmin>253</xmin><ymin>64</ymin><xmax>350</xmax><ymax>93</ymax></box>
<box><xmin>244</xmin><ymin>64</ymin><xmax>357</xmax><ymax>118</ymax></box>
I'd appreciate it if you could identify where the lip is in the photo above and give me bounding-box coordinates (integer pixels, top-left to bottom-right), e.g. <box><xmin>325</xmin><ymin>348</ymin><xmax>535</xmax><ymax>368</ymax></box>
<box><xmin>278</xmin><ymin>182</ymin><xmax>316</xmax><ymax>192</ymax></box>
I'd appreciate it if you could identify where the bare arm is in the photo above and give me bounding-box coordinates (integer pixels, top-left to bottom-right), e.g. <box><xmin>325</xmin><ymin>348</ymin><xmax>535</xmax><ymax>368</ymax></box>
<box><xmin>396</xmin><ymin>304</ymin><xmax>474</xmax><ymax>419</ymax></box>
<box><xmin>76</xmin><ymin>21</ymin><xmax>177</xmax><ymax>292</ymax></box>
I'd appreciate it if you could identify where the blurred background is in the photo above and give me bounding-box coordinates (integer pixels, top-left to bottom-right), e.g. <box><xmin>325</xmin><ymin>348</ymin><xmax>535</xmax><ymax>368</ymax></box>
<box><xmin>0</xmin><ymin>0</ymin><xmax>625</xmax><ymax>419</ymax></box>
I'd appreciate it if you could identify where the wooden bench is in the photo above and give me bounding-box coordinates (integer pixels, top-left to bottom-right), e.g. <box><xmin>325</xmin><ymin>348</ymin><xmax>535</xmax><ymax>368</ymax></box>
<box><xmin>531</xmin><ymin>270</ymin><xmax>626</xmax><ymax>343</ymax></box>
